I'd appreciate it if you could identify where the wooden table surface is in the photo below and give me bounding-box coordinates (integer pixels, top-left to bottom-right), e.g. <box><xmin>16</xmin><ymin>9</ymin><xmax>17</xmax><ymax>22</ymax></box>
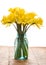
<box><xmin>0</xmin><ymin>46</ymin><xmax>46</xmax><ymax>65</ymax></box>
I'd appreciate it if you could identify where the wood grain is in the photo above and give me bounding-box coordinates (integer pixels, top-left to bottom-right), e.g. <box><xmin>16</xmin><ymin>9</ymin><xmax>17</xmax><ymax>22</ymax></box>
<box><xmin>0</xmin><ymin>46</ymin><xmax>46</xmax><ymax>65</ymax></box>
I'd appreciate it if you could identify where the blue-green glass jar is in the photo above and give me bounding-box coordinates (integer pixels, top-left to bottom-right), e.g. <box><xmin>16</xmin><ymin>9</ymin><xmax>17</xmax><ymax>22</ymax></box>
<box><xmin>14</xmin><ymin>33</ymin><xmax>28</xmax><ymax>60</ymax></box>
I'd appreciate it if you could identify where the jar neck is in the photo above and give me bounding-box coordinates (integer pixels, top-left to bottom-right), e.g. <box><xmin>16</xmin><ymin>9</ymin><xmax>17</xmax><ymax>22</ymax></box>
<box><xmin>17</xmin><ymin>32</ymin><xmax>26</xmax><ymax>39</ymax></box>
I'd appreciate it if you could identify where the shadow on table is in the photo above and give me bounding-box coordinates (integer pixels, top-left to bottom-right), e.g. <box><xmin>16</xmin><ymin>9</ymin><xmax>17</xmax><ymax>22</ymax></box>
<box><xmin>10</xmin><ymin>59</ymin><xmax>31</xmax><ymax>65</ymax></box>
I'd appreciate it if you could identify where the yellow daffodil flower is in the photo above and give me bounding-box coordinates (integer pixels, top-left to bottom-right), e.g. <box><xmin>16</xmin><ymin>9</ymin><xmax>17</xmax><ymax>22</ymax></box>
<box><xmin>1</xmin><ymin>7</ymin><xmax>43</xmax><ymax>28</ymax></box>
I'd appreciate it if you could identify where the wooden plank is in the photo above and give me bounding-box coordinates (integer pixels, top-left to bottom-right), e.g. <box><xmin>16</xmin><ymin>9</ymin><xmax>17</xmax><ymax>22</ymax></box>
<box><xmin>31</xmin><ymin>47</ymin><xmax>46</xmax><ymax>65</ymax></box>
<box><xmin>0</xmin><ymin>46</ymin><xmax>9</xmax><ymax>65</ymax></box>
<box><xmin>0</xmin><ymin>46</ymin><xmax>46</xmax><ymax>65</ymax></box>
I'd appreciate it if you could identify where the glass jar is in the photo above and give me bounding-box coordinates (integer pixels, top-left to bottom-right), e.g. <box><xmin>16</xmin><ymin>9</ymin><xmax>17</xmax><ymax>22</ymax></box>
<box><xmin>14</xmin><ymin>33</ymin><xmax>28</xmax><ymax>60</ymax></box>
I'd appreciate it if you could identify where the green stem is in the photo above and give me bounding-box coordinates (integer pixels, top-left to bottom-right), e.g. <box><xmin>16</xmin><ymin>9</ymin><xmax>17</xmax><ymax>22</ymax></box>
<box><xmin>14</xmin><ymin>24</ymin><xmax>28</xmax><ymax>60</ymax></box>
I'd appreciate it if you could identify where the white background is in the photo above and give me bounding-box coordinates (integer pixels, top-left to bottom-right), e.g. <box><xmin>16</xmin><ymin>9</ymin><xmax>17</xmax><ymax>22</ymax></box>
<box><xmin>0</xmin><ymin>0</ymin><xmax>46</xmax><ymax>47</ymax></box>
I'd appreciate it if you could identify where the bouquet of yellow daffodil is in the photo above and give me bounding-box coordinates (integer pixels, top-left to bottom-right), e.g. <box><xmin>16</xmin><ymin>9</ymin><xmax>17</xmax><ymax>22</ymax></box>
<box><xmin>1</xmin><ymin>7</ymin><xmax>43</xmax><ymax>60</ymax></box>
